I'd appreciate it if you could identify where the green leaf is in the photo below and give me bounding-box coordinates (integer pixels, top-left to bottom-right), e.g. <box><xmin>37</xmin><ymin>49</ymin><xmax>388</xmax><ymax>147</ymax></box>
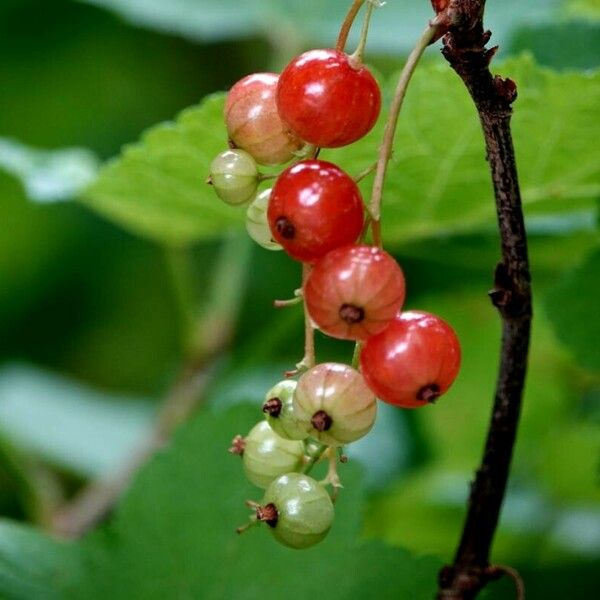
<box><xmin>81</xmin><ymin>56</ymin><xmax>600</xmax><ymax>247</ymax></box>
<box><xmin>0</xmin><ymin>521</ymin><xmax>80</xmax><ymax>600</ymax></box>
<box><xmin>0</xmin><ymin>405</ymin><xmax>440</xmax><ymax>599</ymax></box>
<box><xmin>0</xmin><ymin>364</ymin><xmax>153</xmax><ymax>477</ymax></box>
<box><xmin>77</xmin><ymin>0</ymin><xmax>564</xmax><ymax>54</ymax></box>
<box><xmin>0</xmin><ymin>138</ymin><xmax>99</xmax><ymax>203</ymax></box>
<box><xmin>544</xmin><ymin>247</ymin><xmax>600</xmax><ymax>373</ymax></box>
<box><xmin>564</xmin><ymin>0</ymin><xmax>600</xmax><ymax>19</ymax></box>
<box><xmin>82</xmin><ymin>94</ymin><xmax>242</xmax><ymax>246</ymax></box>
<box><xmin>509</xmin><ymin>21</ymin><xmax>600</xmax><ymax>70</ymax></box>
<box><xmin>330</xmin><ymin>55</ymin><xmax>600</xmax><ymax>244</ymax></box>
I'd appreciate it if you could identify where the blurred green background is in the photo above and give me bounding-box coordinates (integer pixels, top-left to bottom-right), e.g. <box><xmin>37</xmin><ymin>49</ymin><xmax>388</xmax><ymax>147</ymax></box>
<box><xmin>0</xmin><ymin>1</ymin><xmax>599</xmax><ymax>598</ymax></box>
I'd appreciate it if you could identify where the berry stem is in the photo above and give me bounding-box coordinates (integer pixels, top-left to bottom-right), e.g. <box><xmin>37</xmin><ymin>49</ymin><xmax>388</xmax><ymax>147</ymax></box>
<box><xmin>301</xmin><ymin>263</ymin><xmax>316</xmax><ymax>369</ymax></box>
<box><xmin>336</xmin><ymin>0</ymin><xmax>366</xmax><ymax>53</ymax></box>
<box><xmin>349</xmin><ymin>0</ymin><xmax>378</xmax><ymax>66</ymax></box>
<box><xmin>369</xmin><ymin>19</ymin><xmax>441</xmax><ymax>246</ymax></box>
<box><xmin>351</xmin><ymin>342</ymin><xmax>362</xmax><ymax>369</ymax></box>
<box><xmin>353</xmin><ymin>161</ymin><xmax>378</xmax><ymax>183</ymax></box>
<box><xmin>273</xmin><ymin>296</ymin><xmax>303</xmax><ymax>308</ymax></box>
<box><xmin>302</xmin><ymin>442</ymin><xmax>329</xmax><ymax>474</ymax></box>
<box><xmin>320</xmin><ymin>447</ymin><xmax>342</xmax><ymax>500</ymax></box>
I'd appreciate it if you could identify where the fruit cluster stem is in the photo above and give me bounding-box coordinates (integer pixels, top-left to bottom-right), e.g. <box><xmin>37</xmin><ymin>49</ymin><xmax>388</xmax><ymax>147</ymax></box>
<box><xmin>435</xmin><ymin>1</ymin><xmax>533</xmax><ymax>598</ymax></box>
<box><xmin>369</xmin><ymin>20</ymin><xmax>441</xmax><ymax>246</ymax></box>
<box><xmin>336</xmin><ymin>0</ymin><xmax>366</xmax><ymax>52</ymax></box>
<box><xmin>301</xmin><ymin>263</ymin><xmax>316</xmax><ymax>369</ymax></box>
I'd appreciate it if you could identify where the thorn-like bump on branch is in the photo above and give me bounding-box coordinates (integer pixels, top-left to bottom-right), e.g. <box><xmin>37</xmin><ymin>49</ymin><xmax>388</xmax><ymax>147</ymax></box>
<box><xmin>494</xmin><ymin>76</ymin><xmax>518</xmax><ymax>104</ymax></box>
<box><xmin>484</xmin><ymin>45</ymin><xmax>499</xmax><ymax>66</ymax></box>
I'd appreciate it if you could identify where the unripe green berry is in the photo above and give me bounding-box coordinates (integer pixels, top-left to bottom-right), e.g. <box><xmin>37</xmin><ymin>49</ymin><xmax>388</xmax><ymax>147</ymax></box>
<box><xmin>259</xmin><ymin>472</ymin><xmax>334</xmax><ymax>549</ymax></box>
<box><xmin>210</xmin><ymin>149</ymin><xmax>259</xmax><ymax>206</ymax></box>
<box><xmin>262</xmin><ymin>380</ymin><xmax>308</xmax><ymax>440</ymax></box>
<box><xmin>246</xmin><ymin>189</ymin><xmax>282</xmax><ymax>251</ymax></box>
<box><xmin>294</xmin><ymin>362</ymin><xmax>377</xmax><ymax>446</ymax></box>
<box><xmin>242</xmin><ymin>421</ymin><xmax>304</xmax><ymax>488</ymax></box>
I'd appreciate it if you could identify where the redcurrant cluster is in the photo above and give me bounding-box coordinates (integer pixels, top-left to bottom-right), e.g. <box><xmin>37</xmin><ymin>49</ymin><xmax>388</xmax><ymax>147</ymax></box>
<box><xmin>210</xmin><ymin>4</ymin><xmax>461</xmax><ymax>550</ymax></box>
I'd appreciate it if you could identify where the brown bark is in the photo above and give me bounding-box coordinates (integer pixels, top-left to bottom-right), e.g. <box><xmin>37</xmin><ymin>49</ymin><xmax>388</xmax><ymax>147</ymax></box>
<box><xmin>434</xmin><ymin>1</ymin><xmax>533</xmax><ymax>597</ymax></box>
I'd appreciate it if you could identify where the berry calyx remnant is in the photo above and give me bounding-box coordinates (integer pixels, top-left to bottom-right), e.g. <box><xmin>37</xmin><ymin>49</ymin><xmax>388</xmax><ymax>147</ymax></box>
<box><xmin>267</xmin><ymin>160</ymin><xmax>364</xmax><ymax>263</ymax></box>
<box><xmin>260</xmin><ymin>473</ymin><xmax>334</xmax><ymax>549</ymax></box>
<box><xmin>304</xmin><ymin>244</ymin><xmax>406</xmax><ymax>340</ymax></box>
<box><xmin>294</xmin><ymin>363</ymin><xmax>377</xmax><ymax>446</ymax></box>
<box><xmin>241</xmin><ymin>421</ymin><xmax>305</xmax><ymax>488</ymax></box>
<box><xmin>262</xmin><ymin>380</ymin><xmax>308</xmax><ymax>441</ymax></box>
<box><xmin>209</xmin><ymin>149</ymin><xmax>259</xmax><ymax>206</ymax></box>
<box><xmin>225</xmin><ymin>73</ymin><xmax>303</xmax><ymax>165</ymax></box>
<box><xmin>277</xmin><ymin>49</ymin><xmax>381</xmax><ymax>148</ymax></box>
<box><xmin>360</xmin><ymin>311</ymin><xmax>462</xmax><ymax>408</ymax></box>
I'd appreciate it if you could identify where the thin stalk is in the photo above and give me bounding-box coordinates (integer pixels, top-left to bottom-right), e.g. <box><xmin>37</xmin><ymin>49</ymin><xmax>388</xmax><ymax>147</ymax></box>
<box><xmin>301</xmin><ymin>263</ymin><xmax>316</xmax><ymax>369</ymax></box>
<box><xmin>351</xmin><ymin>342</ymin><xmax>362</xmax><ymax>369</ymax></box>
<box><xmin>349</xmin><ymin>1</ymin><xmax>377</xmax><ymax>64</ymax></box>
<box><xmin>336</xmin><ymin>0</ymin><xmax>366</xmax><ymax>53</ymax></box>
<box><xmin>165</xmin><ymin>248</ymin><xmax>197</xmax><ymax>355</ymax></box>
<box><xmin>369</xmin><ymin>20</ymin><xmax>441</xmax><ymax>246</ymax></box>
<box><xmin>302</xmin><ymin>443</ymin><xmax>329</xmax><ymax>474</ymax></box>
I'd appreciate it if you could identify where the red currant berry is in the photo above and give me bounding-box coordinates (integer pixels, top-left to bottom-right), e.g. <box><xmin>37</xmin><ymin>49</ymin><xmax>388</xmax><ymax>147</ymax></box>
<box><xmin>267</xmin><ymin>160</ymin><xmax>364</xmax><ymax>263</ymax></box>
<box><xmin>360</xmin><ymin>311</ymin><xmax>461</xmax><ymax>408</ymax></box>
<box><xmin>304</xmin><ymin>245</ymin><xmax>406</xmax><ymax>341</ymax></box>
<box><xmin>276</xmin><ymin>49</ymin><xmax>381</xmax><ymax>148</ymax></box>
<box><xmin>225</xmin><ymin>73</ymin><xmax>303</xmax><ymax>166</ymax></box>
<box><xmin>294</xmin><ymin>363</ymin><xmax>376</xmax><ymax>446</ymax></box>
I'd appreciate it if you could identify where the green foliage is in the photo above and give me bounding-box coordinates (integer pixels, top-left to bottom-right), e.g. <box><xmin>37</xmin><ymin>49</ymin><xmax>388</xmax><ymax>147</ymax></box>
<box><xmin>77</xmin><ymin>0</ymin><xmax>564</xmax><ymax>54</ymax></box>
<box><xmin>82</xmin><ymin>95</ymin><xmax>238</xmax><ymax>246</ymax></box>
<box><xmin>0</xmin><ymin>364</ymin><xmax>153</xmax><ymax>477</ymax></box>
<box><xmin>510</xmin><ymin>21</ymin><xmax>600</xmax><ymax>70</ymax></box>
<box><xmin>2</xmin><ymin>1</ymin><xmax>600</xmax><ymax>597</ymax></box>
<box><xmin>565</xmin><ymin>0</ymin><xmax>600</xmax><ymax>19</ymax></box>
<box><xmin>0</xmin><ymin>406</ymin><xmax>441</xmax><ymax>599</ymax></box>
<box><xmin>545</xmin><ymin>247</ymin><xmax>600</xmax><ymax>374</ymax></box>
<box><xmin>0</xmin><ymin>521</ymin><xmax>80</xmax><ymax>600</ymax></box>
<box><xmin>82</xmin><ymin>56</ymin><xmax>600</xmax><ymax>247</ymax></box>
<box><xmin>0</xmin><ymin>138</ymin><xmax>98</xmax><ymax>203</ymax></box>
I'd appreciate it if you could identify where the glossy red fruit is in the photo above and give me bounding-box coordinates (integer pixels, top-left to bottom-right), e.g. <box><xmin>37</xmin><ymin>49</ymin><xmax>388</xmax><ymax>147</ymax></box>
<box><xmin>304</xmin><ymin>245</ymin><xmax>406</xmax><ymax>340</ymax></box>
<box><xmin>277</xmin><ymin>49</ymin><xmax>381</xmax><ymax>148</ymax></box>
<box><xmin>267</xmin><ymin>160</ymin><xmax>364</xmax><ymax>263</ymax></box>
<box><xmin>225</xmin><ymin>73</ymin><xmax>303</xmax><ymax>166</ymax></box>
<box><xmin>360</xmin><ymin>311</ymin><xmax>461</xmax><ymax>408</ymax></box>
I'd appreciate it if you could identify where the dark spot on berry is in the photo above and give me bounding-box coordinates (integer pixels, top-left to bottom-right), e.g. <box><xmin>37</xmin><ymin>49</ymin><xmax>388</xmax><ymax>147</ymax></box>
<box><xmin>276</xmin><ymin>217</ymin><xmax>295</xmax><ymax>239</ymax></box>
<box><xmin>311</xmin><ymin>410</ymin><xmax>333</xmax><ymax>432</ymax></box>
<box><xmin>262</xmin><ymin>397</ymin><xmax>283</xmax><ymax>418</ymax></box>
<box><xmin>339</xmin><ymin>303</ymin><xmax>365</xmax><ymax>324</ymax></box>
<box><xmin>417</xmin><ymin>384</ymin><xmax>441</xmax><ymax>403</ymax></box>
<box><xmin>256</xmin><ymin>503</ymin><xmax>279</xmax><ymax>527</ymax></box>
<box><xmin>227</xmin><ymin>137</ymin><xmax>238</xmax><ymax>149</ymax></box>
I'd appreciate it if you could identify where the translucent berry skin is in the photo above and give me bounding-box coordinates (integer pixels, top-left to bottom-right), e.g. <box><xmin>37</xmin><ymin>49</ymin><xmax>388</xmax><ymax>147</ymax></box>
<box><xmin>360</xmin><ymin>311</ymin><xmax>462</xmax><ymax>408</ymax></box>
<box><xmin>225</xmin><ymin>73</ymin><xmax>303</xmax><ymax>166</ymax></box>
<box><xmin>294</xmin><ymin>363</ymin><xmax>376</xmax><ymax>446</ymax></box>
<box><xmin>304</xmin><ymin>245</ymin><xmax>406</xmax><ymax>341</ymax></box>
<box><xmin>246</xmin><ymin>189</ymin><xmax>282</xmax><ymax>251</ymax></box>
<box><xmin>242</xmin><ymin>421</ymin><xmax>304</xmax><ymax>489</ymax></box>
<box><xmin>267</xmin><ymin>160</ymin><xmax>364</xmax><ymax>263</ymax></box>
<box><xmin>262</xmin><ymin>473</ymin><xmax>334</xmax><ymax>549</ymax></box>
<box><xmin>263</xmin><ymin>380</ymin><xmax>308</xmax><ymax>441</ymax></box>
<box><xmin>277</xmin><ymin>49</ymin><xmax>381</xmax><ymax>148</ymax></box>
<box><xmin>210</xmin><ymin>149</ymin><xmax>259</xmax><ymax>206</ymax></box>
